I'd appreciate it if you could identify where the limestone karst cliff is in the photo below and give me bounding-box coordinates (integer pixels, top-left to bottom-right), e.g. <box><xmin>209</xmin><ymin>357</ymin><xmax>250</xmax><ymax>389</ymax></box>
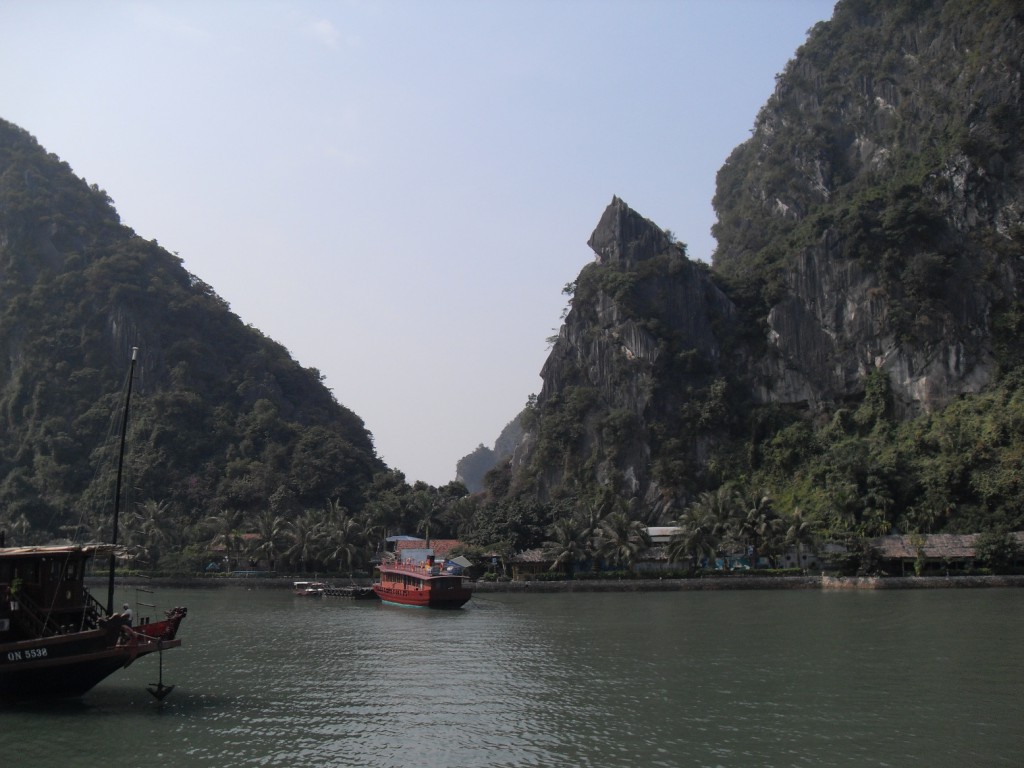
<box><xmin>0</xmin><ymin>118</ymin><xmax>384</xmax><ymax>541</ymax></box>
<box><xmin>508</xmin><ymin>198</ymin><xmax>751</xmax><ymax>510</ymax></box>
<box><xmin>497</xmin><ymin>0</ymin><xmax>1024</xmax><ymax>531</ymax></box>
<box><xmin>714</xmin><ymin>0</ymin><xmax>1023</xmax><ymax>416</ymax></box>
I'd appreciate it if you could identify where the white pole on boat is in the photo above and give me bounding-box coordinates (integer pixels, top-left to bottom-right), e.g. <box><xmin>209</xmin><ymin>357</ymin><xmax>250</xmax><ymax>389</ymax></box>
<box><xmin>107</xmin><ymin>346</ymin><xmax>138</xmax><ymax>615</ymax></box>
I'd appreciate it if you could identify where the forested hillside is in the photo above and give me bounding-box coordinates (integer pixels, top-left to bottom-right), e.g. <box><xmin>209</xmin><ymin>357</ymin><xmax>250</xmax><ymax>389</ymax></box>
<box><xmin>0</xmin><ymin>119</ymin><xmax>384</xmax><ymax>557</ymax></box>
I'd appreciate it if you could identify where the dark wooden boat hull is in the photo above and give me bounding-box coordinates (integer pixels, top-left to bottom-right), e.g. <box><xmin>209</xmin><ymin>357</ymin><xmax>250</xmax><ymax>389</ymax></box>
<box><xmin>0</xmin><ymin>615</ymin><xmax>184</xmax><ymax>703</ymax></box>
<box><xmin>2</xmin><ymin>646</ymin><xmax>134</xmax><ymax>701</ymax></box>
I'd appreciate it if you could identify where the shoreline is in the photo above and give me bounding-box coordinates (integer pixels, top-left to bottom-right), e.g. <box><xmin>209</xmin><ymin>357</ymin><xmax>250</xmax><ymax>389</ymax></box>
<box><xmin>98</xmin><ymin>573</ymin><xmax>1024</xmax><ymax>592</ymax></box>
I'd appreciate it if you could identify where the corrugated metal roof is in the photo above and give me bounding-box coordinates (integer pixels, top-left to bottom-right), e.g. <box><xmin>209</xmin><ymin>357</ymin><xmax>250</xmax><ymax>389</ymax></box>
<box><xmin>0</xmin><ymin>543</ymin><xmax>121</xmax><ymax>558</ymax></box>
<box><xmin>513</xmin><ymin>548</ymin><xmax>547</xmax><ymax>563</ymax></box>
<box><xmin>873</xmin><ymin>532</ymin><xmax>1024</xmax><ymax>559</ymax></box>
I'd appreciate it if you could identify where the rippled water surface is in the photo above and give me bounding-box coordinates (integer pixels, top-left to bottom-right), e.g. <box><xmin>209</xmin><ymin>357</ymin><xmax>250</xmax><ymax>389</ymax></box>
<box><xmin>4</xmin><ymin>586</ymin><xmax>1023</xmax><ymax>767</ymax></box>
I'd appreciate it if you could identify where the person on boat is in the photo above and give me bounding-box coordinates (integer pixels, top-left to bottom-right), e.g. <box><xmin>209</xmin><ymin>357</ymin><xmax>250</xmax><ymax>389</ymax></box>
<box><xmin>123</xmin><ymin>603</ymin><xmax>133</xmax><ymax>626</ymax></box>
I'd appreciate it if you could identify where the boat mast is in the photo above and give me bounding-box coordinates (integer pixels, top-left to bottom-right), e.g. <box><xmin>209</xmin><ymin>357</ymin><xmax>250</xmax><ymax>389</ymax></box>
<box><xmin>107</xmin><ymin>346</ymin><xmax>138</xmax><ymax>615</ymax></box>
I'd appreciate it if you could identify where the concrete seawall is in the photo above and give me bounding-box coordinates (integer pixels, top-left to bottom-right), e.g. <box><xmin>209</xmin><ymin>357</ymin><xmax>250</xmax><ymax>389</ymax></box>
<box><xmin>470</xmin><ymin>576</ymin><xmax>823</xmax><ymax>592</ymax></box>
<box><xmin>819</xmin><ymin>574</ymin><xmax>1024</xmax><ymax>590</ymax></box>
<box><xmin>103</xmin><ymin>574</ymin><xmax>1024</xmax><ymax>592</ymax></box>
<box><xmin>473</xmin><ymin>574</ymin><xmax>1024</xmax><ymax>592</ymax></box>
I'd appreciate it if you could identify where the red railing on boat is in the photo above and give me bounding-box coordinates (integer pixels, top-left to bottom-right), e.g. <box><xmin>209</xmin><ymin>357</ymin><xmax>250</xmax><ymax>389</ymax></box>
<box><xmin>379</xmin><ymin>560</ymin><xmax>449</xmax><ymax>575</ymax></box>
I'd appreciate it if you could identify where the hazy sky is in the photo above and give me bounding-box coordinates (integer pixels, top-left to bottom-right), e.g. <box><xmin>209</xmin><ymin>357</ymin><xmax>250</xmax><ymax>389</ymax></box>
<box><xmin>0</xmin><ymin>0</ymin><xmax>836</xmax><ymax>486</ymax></box>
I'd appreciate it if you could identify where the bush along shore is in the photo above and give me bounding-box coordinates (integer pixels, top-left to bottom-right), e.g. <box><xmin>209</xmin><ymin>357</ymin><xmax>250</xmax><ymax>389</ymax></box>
<box><xmin>94</xmin><ymin>573</ymin><xmax>1024</xmax><ymax>592</ymax></box>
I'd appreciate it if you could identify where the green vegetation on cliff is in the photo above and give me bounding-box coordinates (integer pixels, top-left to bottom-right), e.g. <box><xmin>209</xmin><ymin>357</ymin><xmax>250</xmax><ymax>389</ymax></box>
<box><xmin>0</xmin><ymin>118</ymin><xmax>384</xmax><ymax>557</ymax></box>
<box><xmin>475</xmin><ymin>0</ymin><xmax>1024</xmax><ymax>557</ymax></box>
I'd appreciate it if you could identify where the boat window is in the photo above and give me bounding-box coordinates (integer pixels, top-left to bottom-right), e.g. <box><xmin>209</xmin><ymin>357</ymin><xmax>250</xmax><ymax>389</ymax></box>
<box><xmin>14</xmin><ymin>561</ymin><xmax>41</xmax><ymax>584</ymax></box>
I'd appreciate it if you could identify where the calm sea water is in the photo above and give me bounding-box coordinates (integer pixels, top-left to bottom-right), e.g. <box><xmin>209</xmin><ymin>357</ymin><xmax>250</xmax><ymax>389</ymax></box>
<box><xmin>2</xmin><ymin>585</ymin><xmax>1022</xmax><ymax>767</ymax></box>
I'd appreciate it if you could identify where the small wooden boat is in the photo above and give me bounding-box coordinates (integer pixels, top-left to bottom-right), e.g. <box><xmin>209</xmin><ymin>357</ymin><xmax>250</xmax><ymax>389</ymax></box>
<box><xmin>293</xmin><ymin>582</ymin><xmax>378</xmax><ymax>599</ymax></box>
<box><xmin>372</xmin><ymin>555</ymin><xmax>471</xmax><ymax>609</ymax></box>
<box><xmin>293</xmin><ymin>581</ymin><xmax>327</xmax><ymax>597</ymax></box>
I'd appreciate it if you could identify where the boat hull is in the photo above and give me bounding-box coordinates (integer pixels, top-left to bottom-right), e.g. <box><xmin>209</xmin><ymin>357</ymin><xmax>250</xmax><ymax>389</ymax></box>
<box><xmin>2</xmin><ymin>645</ymin><xmax>134</xmax><ymax>701</ymax></box>
<box><xmin>0</xmin><ymin>609</ymin><xmax>186</xmax><ymax>704</ymax></box>
<box><xmin>372</xmin><ymin>584</ymin><xmax>471</xmax><ymax>609</ymax></box>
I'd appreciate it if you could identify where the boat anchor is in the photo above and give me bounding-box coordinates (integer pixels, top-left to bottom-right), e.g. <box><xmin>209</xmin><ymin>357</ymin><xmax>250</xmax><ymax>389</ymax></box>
<box><xmin>147</xmin><ymin>641</ymin><xmax>175</xmax><ymax>701</ymax></box>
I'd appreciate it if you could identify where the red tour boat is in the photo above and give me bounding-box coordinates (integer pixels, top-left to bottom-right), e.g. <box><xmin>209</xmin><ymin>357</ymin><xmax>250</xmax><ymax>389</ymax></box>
<box><xmin>372</xmin><ymin>555</ymin><xmax>471</xmax><ymax>608</ymax></box>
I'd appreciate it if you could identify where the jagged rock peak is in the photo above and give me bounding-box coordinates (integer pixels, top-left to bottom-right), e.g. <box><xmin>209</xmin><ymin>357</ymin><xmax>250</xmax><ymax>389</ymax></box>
<box><xmin>587</xmin><ymin>196</ymin><xmax>672</xmax><ymax>265</ymax></box>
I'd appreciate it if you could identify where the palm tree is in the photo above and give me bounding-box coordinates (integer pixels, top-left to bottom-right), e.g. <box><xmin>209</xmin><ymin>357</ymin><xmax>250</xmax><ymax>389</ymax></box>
<box><xmin>596</xmin><ymin>511</ymin><xmax>651</xmax><ymax>572</ymax></box>
<box><xmin>411</xmin><ymin>489</ymin><xmax>444</xmax><ymax>546</ymax></box>
<box><xmin>737</xmin><ymin>490</ymin><xmax>780</xmax><ymax>568</ymax></box>
<box><xmin>668</xmin><ymin>488</ymin><xmax>736</xmax><ymax>571</ymax></box>
<box><xmin>204</xmin><ymin>508</ymin><xmax>246</xmax><ymax>571</ymax></box>
<box><xmin>706</xmin><ymin>486</ymin><xmax>739</xmax><ymax>535</ymax></box>
<box><xmin>785</xmin><ymin>508</ymin><xmax>818</xmax><ymax>572</ymax></box>
<box><xmin>126</xmin><ymin>499</ymin><xmax>173</xmax><ymax>569</ymax></box>
<box><xmin>574</xmin><ymin>499</ymin><xmax>609</xmax><ymax>571</ymax></box>
<box><xmin>760</xmin><ymin>515</ymin><xmax>787</xmax><ymax>567</ymax></box>
<box><xmin>323</xmin><ymin>506</ymin><xmax>365</xmax><ymax>576</ymax></box>
<box><xmin>250</xmin><ymin>509</ymin><xmax>285</xmax><ymax>572</ymax></box>
<box><xmin>543</xmin><ymin>518</ymin><xmax>588</xmax><ymax>578</ymax></box>
<box><xmin>284</xmin><ymin>510</ymin><xmax>323</xmax><ymax>573</ymax></box>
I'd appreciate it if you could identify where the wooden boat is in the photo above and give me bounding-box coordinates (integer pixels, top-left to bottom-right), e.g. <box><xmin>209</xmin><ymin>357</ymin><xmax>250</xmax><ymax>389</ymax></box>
<box><xmin>372</xmin><ymin>555</ymin><xmax>471</xmax><ymax>609</ymax></box>
<box><xmin>0</xmin><ymin>544</ymin><xmax>186</xmax><ymax>702</ymax></box>
<box><xmin>293</xmin><ymin>582</ymin><xmax>378</xmax><ymax>599</ymax></box>
<box><xmin>293</xmin><ymin>581</ymin><xmax>327</xmax><ymax>597</ymax></box>
<box><xmin>0</xmin><ymin>348</ymin><xmax>186</xmax><ymax>703</ymax></box>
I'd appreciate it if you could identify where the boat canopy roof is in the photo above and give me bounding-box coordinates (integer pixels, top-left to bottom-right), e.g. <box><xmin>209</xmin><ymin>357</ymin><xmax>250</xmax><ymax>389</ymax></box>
<box><xmin>0</xmin><ymin>543</ymin><xmax>123</xmax><ymax>559</ymax></box>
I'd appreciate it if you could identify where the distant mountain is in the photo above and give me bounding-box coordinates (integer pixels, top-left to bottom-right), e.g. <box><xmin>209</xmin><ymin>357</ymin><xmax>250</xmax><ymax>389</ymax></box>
<box><xmin>489</xmin><ymin>0</ymin><xmax>1024</xmax><ymax>535</ymax></box>
<box><xmin>0</xmin><ymin>119</ymin><xmax>384</xmax><ymax>544</ymax></box>
<box><xmin>456</xmin><ymin>414</ymin><xmax>524</xmax><ymax>493</ymax></box>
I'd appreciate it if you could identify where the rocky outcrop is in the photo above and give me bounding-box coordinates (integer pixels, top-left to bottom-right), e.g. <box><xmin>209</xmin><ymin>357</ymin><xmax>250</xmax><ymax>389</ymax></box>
<box><xmin>756</xmin><ymin>241</ymin><xmax>1000</xmax><ymax>413</ymax></box>
<box><xmin>716</xmin><ymin>0</ymin><xmax>1023</xmax><ymax>415</ymax></box>
<box><xmin>515</xmin><ymin>198</ymin><xmax>739</xmax><ymax>503</ymax></box>
<box><xmin>505</xmin><ymin>0</ymin><xmax>1024</xmax><ymax>509</ymax></box>
<box><xmin>456</xmin><ymin>415</ymin><xmax>525</xmax><ymax>493</ymax></box>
